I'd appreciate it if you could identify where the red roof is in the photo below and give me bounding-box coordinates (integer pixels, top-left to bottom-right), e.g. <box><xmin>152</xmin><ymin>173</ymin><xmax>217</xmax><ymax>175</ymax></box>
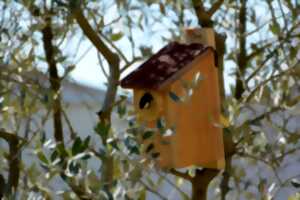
<box><xmin>120</xmin><ymin>42</ymin><xmax>216</xmax><ymax>89</ymax></box>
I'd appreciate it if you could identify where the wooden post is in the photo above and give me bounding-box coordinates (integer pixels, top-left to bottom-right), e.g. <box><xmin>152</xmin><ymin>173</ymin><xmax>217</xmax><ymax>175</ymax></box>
<box><xmin>182</xmin><ymin>27</ymin><xmax>222</xmax><ymax>200</ymax></box>
<box><xmin>183</xmin><ymin>27</ymin><xmax>216</xmax><ymax>49</ymax></box>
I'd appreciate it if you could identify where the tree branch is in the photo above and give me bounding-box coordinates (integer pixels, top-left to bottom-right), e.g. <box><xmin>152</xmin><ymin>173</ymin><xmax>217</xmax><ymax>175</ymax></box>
<box><xmin>40</xmin><ymin>11</ymin><xmax>95</xmax><ymax>199</ymax></box>
<box><xmin>139</xmin><ymin>180</ymin><xmax>168</xmax><ymax>200</ymax></box>
<box><xmin>70</xmin><ymin>6</ymin><xmax>119</xmax><ymax>68</ymax></box>
<box><xmin>120</xmin><ymin>57</ymin><xmax>143</xmax><ymax>73</ymax></box>
<box><xmin>191</xmin><ymin>169</ymin><xmax>219</xmax><ymax>200</ymax></box>
<box><xmin>61</xmin><ymin>109</ymin><xmax>77</xmax><ymax>141</ymax></box>
<box><xmin>70</xmin><ymin>3</ymin><xmax>120</xmax><ymax>115</ymax></box>
<box><xmin>244</xmin><ymin>62</ymin><xmax>298</xmax><ymax>103</ymax></box>
<box><xmin>208</xmin><ymin>0</ymin><xmax>224</xmax><ymax>17</ymax></box>
<box><xmin>98</xmin><ymin>30</ymin><xmax>129</xmax><ymax>65</ymax></box>
<box><xmin>70</xmin><ymin>4</ymin><xmax>120</xmax><ymax>190</ymax></box>
<box><xmin>235</xmin><ymin>0</ymin><xmax>247</xmax><ymax>100</ymax></box>
<box><xmin>97</xmin><ymin>53</ymin><xmax>109</xmax><ymax>79</ymax></box>
<box><xmin>192</xmin><ymin>0</ymin><xmax>225</xmax><ymax>27</ymax></box>
<box><xmin>169</xmin><ymin>169</ymin><xmax>192</xmax><ymax>181</ymax></box>
<box><xmin>0</xmin><ymin>130</ymin><xmax>23</xmax><ymax>194</ymax></box>
<box><xmin>192</xmin><ymin>0</ymin><xmax>213</xmax><ymax>27</ymax></box>
<box><xmin>41</xmin><ymin>16</ymin><xmax>64</xmax><ymax>144</ymax></box>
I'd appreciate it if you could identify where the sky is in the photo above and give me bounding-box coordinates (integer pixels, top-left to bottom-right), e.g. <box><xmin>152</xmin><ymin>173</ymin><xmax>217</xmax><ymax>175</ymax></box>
<box><xmin>65</xmin><ymin>2</ymin><xmax>180</xmax><ymax>90</ymax></box>
<box><xmin>60</xmin><ymin>1</ymin><xmax>276</xmax><ymax>94</ymax></box>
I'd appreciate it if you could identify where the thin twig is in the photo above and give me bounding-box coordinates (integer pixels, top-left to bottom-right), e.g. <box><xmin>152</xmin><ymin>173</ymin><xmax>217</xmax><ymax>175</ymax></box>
<box><xmin>70</xmin><ymin>6</ymin><xmax>119</xmax><ymax>67</ymax></box>
<box><xmin>97</xmin><ymin>53</ymin><xmax>108</xmax><ymax>79</ymax></box>
<box><xmin>61</xmin><ymin>109</ymin><xmax>77</xmax><ymax>141</ymax></box>
<box><xmin>169</xmin><ymin>169</ymin><xmax>192</xmax><ymax>181</ymax></box>
<box><xmin>244</xmin><ymin>63</ymin><xmax>299</xmax><ymax>103</ymax></box>
<box><xmin>98</xmin><ymin>31</ymin><xmax>129</xmax><ymax>65</ymax></box>
<box><xmin>120</xmin><ymin>57</ymin><xmax>143</xmax><ymax>73</ymax></box>
<box><xmin>139</xmin><ymin>179</ymin><xmax>168</xmax><ymax>200</ymax></box>
<box><xmin>75</xmin><ymin>44</ymin><xmax>93</xmax><ymax>64</ymax></box>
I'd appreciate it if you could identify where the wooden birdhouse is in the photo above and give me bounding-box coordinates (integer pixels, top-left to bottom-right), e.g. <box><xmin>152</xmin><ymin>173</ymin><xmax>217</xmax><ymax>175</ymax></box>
<box><xmin>120</xmin><ymin>28</ymin><xmax>225</xmax><ymax>169</ymax></box>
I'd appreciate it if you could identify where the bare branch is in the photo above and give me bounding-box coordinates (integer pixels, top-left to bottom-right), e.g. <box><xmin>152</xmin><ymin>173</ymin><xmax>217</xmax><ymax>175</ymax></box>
<box><xmin>98</xmin><ymin>31</ymin><xmax>129</xmax><ymax>65</ymax></box>
<box><xmin>0</xmin><ymin>130</ymin><xmax>23</xmax><ymax>142</ymax></box>
<box><xmin>70</xmin><ymin>6</ymin><xmax>119</xmax><ymax>68</ymax></box>
<box><xmin>75</xmin><ymin>44</ymin><xmax>93</xmax><ymax>64</ymax></box>
<box><xmin>139</xmin><ymin>180</ymin><xmax>168</xmax><ymax>200</ymax></box>
<box><xmin>120</xmin><ymin>57</ymin><xmax>143</xmax><ymax>73</ymax></box>
<box><xmin>244</xmin><ymin>62</ymin><xmax>299</xmax><ymax>103</ymax></box>
<box><xmin>70</xmin><ymin>3</ymin><xmax>120</xmax><ymax>113</ymax></box>
<box><xmin>208</xmin><ymin>0</ymin><xmax>224</xmax><ymax>17</ymax></box>
<box><xmin>70</xmin><ymin>4</ymin><xmax>120</xmax><ymax>190</ymax></box>
<box><xmin>169</xmin><ymin>169</ymin><xmax>192</xmax><ymax>181</ymax></box>
<box><xmin>192</xmin><ymin>0</ymin><xmax>213</xmax><ymax>27</ymax></box>
<box><xmin>235</xmin><ymin>0</ymin><xmax>247</xmax><ymax>100</ymax></box>
<box><xmin>97</xmin><ymin>53</ymin><xmax>109</xmax><ymax>79</ymax></box>
<box><xmin>245</xmin><ymin>42</ymin><xmax>273</xmax><ymax>61</ymax></box>
<box><xmin>0</xmin><ymin>130</ymin><xmax>23</xmax><ymax>194</ymax></box>
<box><xmin>245</xmin><ymin>49</ymin><xmax>276</xmax><ymax>84</ymax></box>
<box><xmin>41</xmin><ymin>16</ymin><xmax>64</xmax><ymax>144</ymax></box>
<box><xmin>61</xmin><ymin>109</ymin><xmax>77</xmax><ymax>141</ymax></box>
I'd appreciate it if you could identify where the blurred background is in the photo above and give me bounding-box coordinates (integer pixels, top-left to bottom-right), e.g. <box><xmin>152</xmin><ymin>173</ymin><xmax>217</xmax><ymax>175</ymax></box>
<box><xmin>0</xmin><ymin>0</ymin><xmax>299</xmax><ymax>199</ymax></box>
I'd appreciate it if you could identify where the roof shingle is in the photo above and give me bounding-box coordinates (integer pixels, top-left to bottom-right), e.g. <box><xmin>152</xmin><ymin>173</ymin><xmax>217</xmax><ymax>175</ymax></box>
<box><xmin>120</xmin><ymin>42</ymin><xmax>215</xmax><ymax>89</ymax></box>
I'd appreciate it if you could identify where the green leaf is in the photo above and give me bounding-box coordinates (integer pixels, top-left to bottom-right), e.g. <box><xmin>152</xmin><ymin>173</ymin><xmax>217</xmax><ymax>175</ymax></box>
<box><xmin>169</xmin><ymin>91</ymin><xmax>181</xmax><ymax>102</ymax></box>
<box><xmin>72</xmin><ymin>152</ymin><xmax>91</xmax><ymax>161</ymax></box>
<box><xmin>82</xmin><ymin>136</ymin><xmax>91</xmax><ymax>150</ymax></box>
<box><xmin>140</xmin><ymin>46</ymin><xmax>152</xmax><ymax>57</ymax></box>
<box><xmin>138</xmin><ymin>189</ymin><xmax>146</xmax><ymax>200</ymax></box>
<box><xmin>107</xmin><ymin>138</ymin><xmax>119</xmax><ymax>150</ymax></box>
<box><xmin>145</xmin><ymin>143</ymin><xmax>154</xmax><ymax>153</ymax></box>
<box><xmin>117</xmin><ymin>104</ymin><xmax>126</xmax><ymax>118</ymax></box>
<box><xmin>142</xmin><ymin>131</ymin><xmax>154</xmax><ymax>140</ymax></box>
<box><xmin>160</xmin><ymin>139</ymin><xmax>170</xmax><ymax>145</ymax></box>
<box><xmin>50</xmin><ymin>150</ymin><xmax>58</xmax><ymax>162</ymax></box>
<box><xmin>151</xmin><ymin>152</ymin><xmax>160</xmax><ymax>159</ymax></box>
<box><xmin>129</xmin><ymin>146</ymin><xmax>140</xmax><ymax>155</ymax></box>
<box><xmin>288</xmin><ymin>193</ymin><xmax>300</xmax><ymax>200</ymax></box>
<box><xmin>192</xmin><ymin>72</ymin><xmax>203</xmax><ymax>87</ymax></box>
<box><xmin>56</xmin><ymin>143</ymin><xmax>69</xmax><ymax>157</ymax></box>
<box><xmin>269</xmin><ymin>23</ymin><xmax>280</xmax><ymax>35</ymax></box>
<box><xmin>156</xmin><ymin>119</ymin><xmax>164</xmax><ymax>129</ymax></box>
<box><xmin>67</xmin><ymin>160</ymin><xmax>80</xmax><ymax>176</ymax></box>
<box><xmin>156</xmin><ymin>118</ymin><xmax>166</xmax><ymax>135</ymax></box>
<box><xmin>110</xmin><ymin>32</ymin><xmax>124</xmax><ymax>41</ymax></box>
<box><xmin>94</xmin><ymin>122</ymin><xmax>110</xmax><ymax>139</ymax></box>
<box><xmin>291</xmin><ymin>179</ymin><xmax>300</xmax><ymax>188</ymax></box>
<box><xmin>72</xmin><ymin>137</ymin><xmax>82</xmax><ymax>155</ymax></box>
<box><xmin>37</xmin><ymin>151</ymin><xmax>49</xmax><ymax>165</ymax></box>
<box><xmin>124</xmin><ymin>136</ymin><xmax>140</xmax><ymax>155</ymax></box>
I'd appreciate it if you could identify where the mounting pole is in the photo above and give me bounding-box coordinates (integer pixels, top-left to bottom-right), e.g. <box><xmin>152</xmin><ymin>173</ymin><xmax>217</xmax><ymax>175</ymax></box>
<box><xmin>183</xmin><ymin>27</ymin><xmax>216</xmax><ymax>49</ymax></box>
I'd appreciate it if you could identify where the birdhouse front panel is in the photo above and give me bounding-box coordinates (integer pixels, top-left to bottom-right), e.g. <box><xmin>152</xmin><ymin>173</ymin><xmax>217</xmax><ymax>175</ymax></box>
<box><xmin>133</xmin><ymin>89</ymin><xmax>174</xmax><ymax>167</ymax></box>
<box><xmin>162</xmin><ymin>50</ymin><xmax>224</xmax><ymax>169</ymax></box>
<box><xmin>121</xmin><ymin>42</ymin><xmax>225</xmax><ymax>170</ymax></box>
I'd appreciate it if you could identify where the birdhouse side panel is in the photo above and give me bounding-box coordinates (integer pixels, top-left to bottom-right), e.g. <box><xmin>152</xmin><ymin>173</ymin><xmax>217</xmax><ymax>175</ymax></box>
<box><xmin>165</xmin><ymin>51</ymin><xmax>225</xmax><ymax>169</ymax></box>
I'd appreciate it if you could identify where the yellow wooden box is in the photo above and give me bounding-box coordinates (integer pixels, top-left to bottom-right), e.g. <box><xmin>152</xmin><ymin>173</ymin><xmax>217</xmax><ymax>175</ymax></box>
<box><xmin>121</xmin><ymin>42</ymin><xmax>225</xmax><ymax>169</ymax></box>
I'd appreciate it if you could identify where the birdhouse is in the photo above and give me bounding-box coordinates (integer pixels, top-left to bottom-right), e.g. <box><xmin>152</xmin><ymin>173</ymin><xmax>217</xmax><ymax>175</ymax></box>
<box><xmin>121</xmin><ymin>29</ymin><xmax>224</xmax><ymax>169</ymax></box>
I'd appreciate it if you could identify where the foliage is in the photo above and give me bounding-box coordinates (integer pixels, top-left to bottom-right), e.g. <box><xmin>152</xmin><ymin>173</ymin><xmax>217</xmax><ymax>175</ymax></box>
<box><xmin>0</xmin><ymin>0</ymin><xmax>299</xmax><ymax>200</ymax></box>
